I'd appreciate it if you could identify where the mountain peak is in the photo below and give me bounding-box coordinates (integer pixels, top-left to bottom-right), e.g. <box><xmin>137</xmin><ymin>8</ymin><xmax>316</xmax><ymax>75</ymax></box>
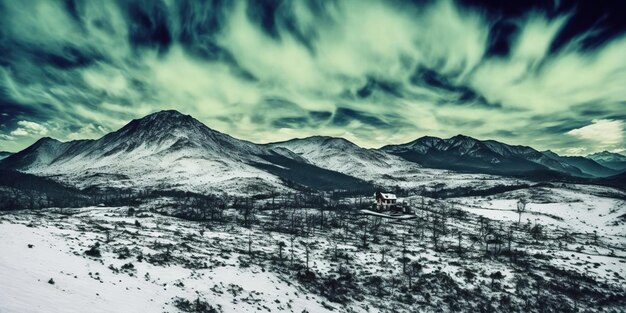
<box><xmin>36</xmin><ymin>136</ymin><xmax>61</xmax><ymax>143</ymax></box>
<box><xmin>448</xmin><ymin>134</ymin><xmax>478</xmax><ymax>142</ymax></box>
<box><xmin>588</xmin><ymin>150</ymin><xmax>626</xmax><ymax>163</ymax></box>
<box><xmin>139</xmin><ymin>110</ymin><xmax>196</xmax><ymax>124</ymax></box>
<box><xmin>589</xmin><ymin>150</ymin><xmax>624</xmax><ymax>157</ymax></box>
<box><xmin>146</xmin><ymin>109</ymin><xmax>188</xmax><ymax>118</ymax></box>
<box><xmin>122</xmin><ymin>110</ymin><xmax>205</xmax><ymax>134</ymax></box>
<box><xmin>271</xmin><ymin>135</ymin><xmax>360</xmax><ymax>150</ymax></box>
<box><xmin>542</xmin><ymin>150</ymin><xmax>560</xmax><ymax>159</ymax></box>
<box><xmin>31</xmin><ymin>137</ymin><xmax>63</xmax><ymax>148</ymax></box>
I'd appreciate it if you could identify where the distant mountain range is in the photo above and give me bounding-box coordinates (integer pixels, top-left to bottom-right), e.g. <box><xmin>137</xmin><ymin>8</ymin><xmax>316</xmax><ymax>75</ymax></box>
<box><xmin>1</xmin><ymin>110</ymin><xmax>624</xmax><ymax>194</ymax></box>
<box><xmin>587</xmin><ymin>151</ymin><xmax>626</xmax><ymax>172</ymax></box>
<box><xmin>380</xmin><ymin>135</ymin><xmax>623</xmax><ymax>179</ymax></box>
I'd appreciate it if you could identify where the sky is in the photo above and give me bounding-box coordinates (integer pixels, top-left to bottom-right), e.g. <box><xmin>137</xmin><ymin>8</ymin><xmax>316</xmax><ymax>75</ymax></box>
<box><xmin>0</xmin><ymin>0</ymin><xmax>625</xmax><ymax>155</ymax></box>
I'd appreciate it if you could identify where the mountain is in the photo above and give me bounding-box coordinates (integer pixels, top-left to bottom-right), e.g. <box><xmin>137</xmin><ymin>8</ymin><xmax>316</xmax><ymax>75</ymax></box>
<box><xmin>381</xmin><ymin>135</ymin><xmax>585</xmax><ymax>178</ymax></box>
<box><xmin>542</xmin><ymin>150</ymin><xmax>618</xmax><ymax>177</ymax></box>
<box><xmin>3</xmin><ymin>110</ymin><xmax>621</xmax><ymax>194</ymax></box>
<box><xmin>0</xmin><ymin>151</ymin><xmax>12</xmax><ymax>160</ymax></box>
<box><xmin>587</xmin><ymin>151</ymin><xmax>626</xmax><ymax>172</ymax></box>
<box><xmin>0</xmin><ymin>110</ymin><xmax>370</xmax><ymax>194</ymax></box>
<box><xmin>267</xmin><ymin>136</ymin><xmax>421</xmax><ymax>180</ymax></box>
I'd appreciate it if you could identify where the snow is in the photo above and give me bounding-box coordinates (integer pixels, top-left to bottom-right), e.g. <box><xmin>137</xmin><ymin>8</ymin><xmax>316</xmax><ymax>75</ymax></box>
<box><xmin>269</xmin><ymin>136</ymin><xmax>424</xmax><ymax>182</ymax></box>
<box><xmin>1</xmin><ymin>184</ymin><xmax>625</xmax><ymax>313</ymax></box>
<box><xmin>9</xmin><ymin>111</ymin><xmax>293</xmax><ymax>195</ymax></box>
<box><xmin>452</xmin><ymin>186</ymin><xmax>626</xmax><ymax>238</ymax></box>
<box><xmin>378</xmin><ymin>193</ymin><xmax>397</xmax><ymax>200</ymax></box>
<box><xmin>0</xmin><ymin>211</ymin><xmax>333</xmax><ymax>313</ymax></box>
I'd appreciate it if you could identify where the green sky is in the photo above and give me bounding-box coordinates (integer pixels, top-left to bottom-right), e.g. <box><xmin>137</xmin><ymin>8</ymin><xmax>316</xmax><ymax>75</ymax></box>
<box><xmin>0</xmin><ymin>0</ymin><xmax>624</xmax><ymax>155</ymax></box>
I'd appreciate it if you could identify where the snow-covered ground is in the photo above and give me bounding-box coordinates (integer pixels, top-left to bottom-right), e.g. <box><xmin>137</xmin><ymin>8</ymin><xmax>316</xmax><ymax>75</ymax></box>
<box><xmin>1</xmin><ymin>183</ymin><xmax>625</xmax><ymax>313</ymax></box>
<box><xmin>0</xmin><ymin>208</ymin><xmax>332</xmax><ymax>313</ymax></box>
<box><xmin>452</xmin><ymin>185</ymin><xmax>626</xmax><ymax>238</ymax></box>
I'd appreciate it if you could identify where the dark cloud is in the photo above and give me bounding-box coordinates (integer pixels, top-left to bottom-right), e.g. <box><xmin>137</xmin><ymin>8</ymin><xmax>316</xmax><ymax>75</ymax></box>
<box><xmin>246</xmin><ymin>0</ymin><xmax>282</xmax><ymax>39</ymax></box>
<box><xmin>309</xmin><ymin>111</ymin><xmax>332</xmax><ymax>121</ymax></box>
<box><xmin>123</xmin><ymin>0</ymin><xmax>172</xmax><ymax>53</ymax></box>
<box><xmin>356</xmin><ymin>77</ymin><xmax>403</xmax><ymax>99</ymax></box>
<box><xmin>409</xmin><ymin>66</ymin><xmax>499</xmax><ymax>108</ymax></box>
<box><xmin>460</xmin><ymin>0</ymin><xmax>626</xmax><ymax>54</ymax></box>
<box><xmin>331</xmin><ymin>107</ymin><xmax>391</xmax><ymax>129</ymax></box>
<box><xmin>271</xmin><ymin>116</ymin><xmax>309</xmax><ymax>128</ymax></box>
<box><xmin>176</xmin><ymin>0</ymin><xmax>256</xmax><ymax>81</ymax></box>
<box><xmin>485</xmin><ymin>20</ymin><xmax>519</xmax><ymax>57</ymax></box>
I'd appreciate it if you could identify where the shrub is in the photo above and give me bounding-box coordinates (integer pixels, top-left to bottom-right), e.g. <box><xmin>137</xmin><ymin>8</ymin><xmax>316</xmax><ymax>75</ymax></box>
<box><xmin>85</xmin><ymin>243</ymin><xmax>101</xmax><ymax>257</ymax></box>
<box><xmin>173</xmin><ymin>297</ymin><xmax>219</xmax><ymax>313</ymax></box>
<box><xmin>116</xmin><ymin>246</ymin><xmax>131</xmax><ymax>259</ymax></box>
<box><xmin>121</xmin><ymin>262</ymin><xmax>135</xmax><ymax>270</ymax></box>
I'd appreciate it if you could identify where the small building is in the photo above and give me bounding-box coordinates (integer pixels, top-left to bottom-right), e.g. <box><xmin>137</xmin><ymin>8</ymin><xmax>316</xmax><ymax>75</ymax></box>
<box><xmin>374</xmin><ymin>192</ymin><xmax>397</xmax><ymax>210</ymax></box>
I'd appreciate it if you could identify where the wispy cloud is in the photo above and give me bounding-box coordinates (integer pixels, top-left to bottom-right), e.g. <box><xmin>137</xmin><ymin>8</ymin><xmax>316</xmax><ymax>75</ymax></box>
<box><xmin>0</xmin><ymin>0</ymin><xmax>624</xmax><ymax>154</ymax></box>
<box><xmin>567</xmin><ymin>119</ymin><xmax>624</xmax><ymax>151</ymax></box>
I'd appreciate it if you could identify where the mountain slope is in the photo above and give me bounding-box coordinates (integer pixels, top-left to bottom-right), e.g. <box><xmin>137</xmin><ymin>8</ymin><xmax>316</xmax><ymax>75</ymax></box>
<box><xmin>587</xmin><ymin>151</ymin><xmax>626</xmax><ymax>171</ymax></box>
<box><xmin>267</xmin><ymin>136</ymin><xmax>421</xmax><ymax>180</ymax></box>
<box><xmin>599</xmin><ymin>171</ymin><xmax>626</xmax><ymax>190</ymax></box>
<box><xmin>0</xmin><ymin>110</ymin><xmax>369</xmax><ymax>194</ymax></box>
<box><xmin>543</xmin><ymin>151</ymin><xmax>618</xmax><ymax>177</ymax></box>
<box><xmin>381</xmin><ymin>135</ymin><xmax>583</xmax><ymax>178</ymax></box>
<box><xmin>0</xmin><ymin>151</ymin><xmax>12</xmax><ymax>160</ymax></box>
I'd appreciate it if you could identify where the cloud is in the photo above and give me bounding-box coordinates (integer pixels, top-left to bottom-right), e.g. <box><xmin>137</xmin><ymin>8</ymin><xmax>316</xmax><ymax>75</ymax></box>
<box><xmin>567</xmin><ymin>119</ymin><xmax>624</xmax><ymax>145</ymax></box>
<box><xmin>0</xmin><ymin>0</ymin><xmax>624</xmax><ymax>154</ymax></box>
<box><xmin>9</xmin><ymin>120</ymin><xmax>48</xmax><ymax>137</ymax></box>
<box><xmin>66</xmin><ymin>123</ymin><xmax>108</xmax><ymax>140</ymax></box>
<box><xmin>0</xmin><ymin>134</ymin><xmax>15</xmax><ymax>140</ymax></box>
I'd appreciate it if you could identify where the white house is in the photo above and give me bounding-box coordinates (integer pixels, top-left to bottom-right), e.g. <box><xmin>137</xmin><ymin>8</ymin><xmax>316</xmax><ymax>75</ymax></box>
<box><xmin>374</xmin><ymin>191</ymin><xmax>397</xmax><ymax>210</ymax></box>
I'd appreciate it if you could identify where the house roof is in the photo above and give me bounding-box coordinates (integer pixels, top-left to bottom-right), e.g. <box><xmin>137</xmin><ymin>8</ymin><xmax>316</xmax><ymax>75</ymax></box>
<box><xmin>376</xmin><ymin>192</ymin><xmax>397</xmax><ymax>200</ymax></box>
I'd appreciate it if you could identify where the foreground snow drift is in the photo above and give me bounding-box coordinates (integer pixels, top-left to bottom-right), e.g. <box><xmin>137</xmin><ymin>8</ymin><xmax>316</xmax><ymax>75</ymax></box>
<box><xmin>0</xmin><ymin>210</ymin><xmax>331</xmax><ymax>313</ymax></box>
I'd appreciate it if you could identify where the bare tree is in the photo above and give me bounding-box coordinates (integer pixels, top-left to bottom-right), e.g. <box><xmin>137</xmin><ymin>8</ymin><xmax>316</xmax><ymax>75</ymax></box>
<box><xmin>380</xmin><ymin>246</ymin><xmax>389</xmax><ymax>264</ymax></box>
<box><xmin>407</xmin><ymin>261</ymin><xmax>422</xmax><ymax>290</ymax></box>
<box><xmin>290</xmin><ymin>235</ymin><xmax>295</xmax><ymax>268</ymax></box>
<box><xmin>247</xmin><ymin>231</ymin><xmax>253</xmax><ymax>256</ymax></box>
<box><xmin>516</xmin><ymin>199</ymin><xmax>527</xmax><ymax>226</ymax></box>
<box><xmin>277</xmin><ymin>241</ymin><xmax>286</xmax><ymax>261</ymax></box>
<box><xmin>300</xmin><ymin>240</ymin><xmax>314</xmax><ymax>270</ymax></box>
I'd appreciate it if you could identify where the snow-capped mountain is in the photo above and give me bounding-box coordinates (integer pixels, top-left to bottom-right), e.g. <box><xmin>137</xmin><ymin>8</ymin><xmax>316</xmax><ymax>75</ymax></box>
<box><xmin>267</xmin><ymin>136</ymin><xmax>421</xmax><ymax>180</ymax></box>
<box><xmin>381</xmin><ymin>135</ymin><xmax>586</xmax><ymax>177</ymax></box>
<box><xmin>0</xmin><ymin>110</ymin><xmax>368</xmax><ymax>194</ymax></box>
<box><xmin>587</xmin><ymin>151</ymin><xmax>626</xmax><ymax>171</ymax></box>
<box><xmin>3</xmin><ymin>110</ymin><xmax>622</xmax><ymax>194</ymax></box>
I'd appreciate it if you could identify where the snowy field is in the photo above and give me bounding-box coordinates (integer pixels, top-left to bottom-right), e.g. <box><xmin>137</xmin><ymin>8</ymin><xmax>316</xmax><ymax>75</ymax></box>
<box><xmin>0</xmin><ymin>208</ymin><xmax>331</xmax><ymax>313</ymax></box>
<box><xmin>1</xmin><ymin>183</ymin><xmax>625</xmax><ymax>312</ymax></box>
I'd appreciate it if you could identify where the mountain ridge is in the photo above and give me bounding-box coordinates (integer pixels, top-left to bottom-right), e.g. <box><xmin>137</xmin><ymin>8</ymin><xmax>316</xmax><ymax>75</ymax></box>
<box><xmin>2</xmin><ymin>110</ymin><xmax>622</xmax><ymax>193</ymax></box>
<box><xmin>0</xmin><ymin>110</ymin><xmax>372</xmax><ymax>194</ymax></box>
<box><xmin>587</xmin><ymin>151</ymin><xmax>626</xmax><ymax>171</ymax></box>
<box><xmin>381</xmin><ymin>134</ymin><xmax>595</xmax><ymax>178</ymax></box>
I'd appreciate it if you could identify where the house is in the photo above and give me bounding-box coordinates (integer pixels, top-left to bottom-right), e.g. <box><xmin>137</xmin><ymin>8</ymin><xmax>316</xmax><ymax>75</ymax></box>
<box><xmin>374</xmin><ymin>191</ymin><xmax>397</xmax><ymax>210</ymax></box>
